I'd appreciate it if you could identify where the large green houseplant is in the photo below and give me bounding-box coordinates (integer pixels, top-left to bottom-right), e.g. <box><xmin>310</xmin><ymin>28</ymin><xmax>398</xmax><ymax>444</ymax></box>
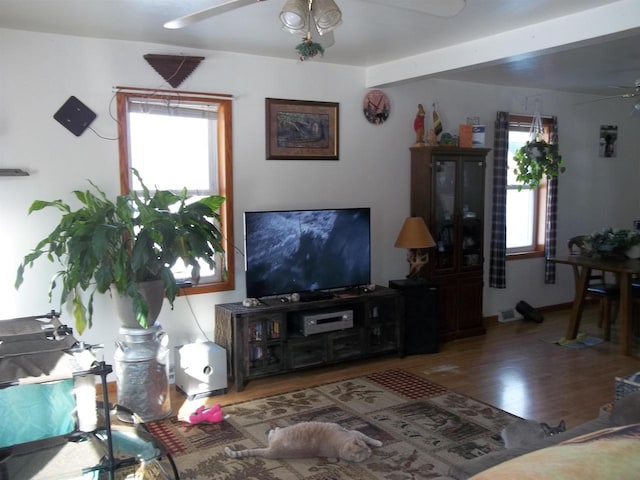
<box><xmin>15</xmin><ymin>170</ymin><xmax>225</xmax><ymax>334</ymax></box>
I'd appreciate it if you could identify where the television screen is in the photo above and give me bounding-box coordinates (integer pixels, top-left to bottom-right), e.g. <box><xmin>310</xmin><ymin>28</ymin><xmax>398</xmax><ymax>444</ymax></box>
<box><xmin>244</xmin><ymin>208</ymin><xmax>371</xmax><ymax>299</ymax></box>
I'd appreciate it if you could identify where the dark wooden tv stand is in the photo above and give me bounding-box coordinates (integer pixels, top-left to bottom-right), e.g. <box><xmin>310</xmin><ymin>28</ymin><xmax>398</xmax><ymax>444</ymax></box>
<box><xmin>214</xmin><ymin>286</ymin><xmax>404</xmax><ymax>392</ymax></box>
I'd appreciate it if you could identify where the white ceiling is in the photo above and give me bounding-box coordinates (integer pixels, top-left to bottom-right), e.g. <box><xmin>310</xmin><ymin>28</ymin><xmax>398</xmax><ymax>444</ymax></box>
<box><xmin>1</xmin><ymin>0</ymin><xmax>639</xmax><ymax>97</ymax></box>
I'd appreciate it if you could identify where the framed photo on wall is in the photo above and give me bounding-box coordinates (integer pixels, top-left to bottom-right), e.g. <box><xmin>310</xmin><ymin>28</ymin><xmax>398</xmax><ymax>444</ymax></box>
<box><xmin>266</xmin><ymin>98</ymin><xmax>339</xmax><ymax>160</ymax></box>
<box><xmin>599</xmin><ymin>124</ymin><xmax>618</xmax><ymax>158</ymax></box>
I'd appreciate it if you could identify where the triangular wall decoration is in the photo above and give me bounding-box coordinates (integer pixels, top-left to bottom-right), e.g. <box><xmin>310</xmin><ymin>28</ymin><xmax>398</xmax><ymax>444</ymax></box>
<box><xmin>143</xmin><ymin>54</ymin><xmax>204</xmax><ymax>88</ymax></box>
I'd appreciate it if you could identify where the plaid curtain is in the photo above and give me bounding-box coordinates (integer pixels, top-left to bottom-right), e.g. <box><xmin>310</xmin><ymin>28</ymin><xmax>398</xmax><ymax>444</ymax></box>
<box><xmin>489</xmin><ymin>111</ymin><xmax>508</xmax><ymax>288</ymax></box>
<box><xmin>544</xmin><ymin>116</ymin><xmax>559</xmax><ymax>283</ymax></box>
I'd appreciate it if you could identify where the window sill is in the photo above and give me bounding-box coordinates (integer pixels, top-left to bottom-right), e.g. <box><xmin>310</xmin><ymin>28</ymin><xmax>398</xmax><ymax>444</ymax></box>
<box><xmin>506</xmin><ymin>250</ymin><xmax>545</xmax><ymax>261</ymax></box>
<box><xmin>178</xmin><ymin>277</ymin><xmax>235</xmax><ymax>296</ymax></box>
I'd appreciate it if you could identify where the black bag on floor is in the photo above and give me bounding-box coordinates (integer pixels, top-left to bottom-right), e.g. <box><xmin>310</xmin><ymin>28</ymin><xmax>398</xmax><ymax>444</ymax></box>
<box><xmin>516</xmin><ymin>301</ymin><xmax>544</xmax><ymax>323</ymax></box>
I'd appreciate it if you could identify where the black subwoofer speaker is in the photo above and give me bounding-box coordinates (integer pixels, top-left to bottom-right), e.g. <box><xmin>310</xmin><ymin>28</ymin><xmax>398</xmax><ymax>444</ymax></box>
<box><xmin>389</xmin><ymin>279</ymin><xmax>439</xmax><ymax>355</ymax></box>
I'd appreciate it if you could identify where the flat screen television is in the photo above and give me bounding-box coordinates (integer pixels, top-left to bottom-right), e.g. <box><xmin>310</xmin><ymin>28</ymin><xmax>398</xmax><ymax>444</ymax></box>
<box><xmin>244</xmin><ymin>208</ymin><xmax>371</xmax><ymax>299</ymax></box>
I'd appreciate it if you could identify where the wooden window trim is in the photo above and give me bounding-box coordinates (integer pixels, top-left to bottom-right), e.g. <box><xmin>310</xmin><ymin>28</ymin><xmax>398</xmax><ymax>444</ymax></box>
<box><xmin>116</xmin><ymin>88</ymin><xmax>235</xmax><ymax>295</ymax></box>
<box><xmin>506</xmin><ymin>114</ymin><xmax>552</xmax><ymax>260</ymax></box>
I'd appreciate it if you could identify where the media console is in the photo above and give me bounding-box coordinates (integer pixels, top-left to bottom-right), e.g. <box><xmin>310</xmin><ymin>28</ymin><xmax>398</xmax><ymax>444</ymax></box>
<box><xmin>214</xmin><ymin>286</ymin><xmax>404</xmax><ymax>392</ymax></box>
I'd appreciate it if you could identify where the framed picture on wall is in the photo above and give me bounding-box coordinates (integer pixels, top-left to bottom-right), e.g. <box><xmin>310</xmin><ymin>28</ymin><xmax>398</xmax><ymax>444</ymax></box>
<box><xmin>599</xmin><ymin>124</ymin><xmax>618</xmax><ymax>158</ymax></box>
<box><xmin>265</xmin><ymin>98</ymin><xmax>339</xmax><ymax>160</ymax></box>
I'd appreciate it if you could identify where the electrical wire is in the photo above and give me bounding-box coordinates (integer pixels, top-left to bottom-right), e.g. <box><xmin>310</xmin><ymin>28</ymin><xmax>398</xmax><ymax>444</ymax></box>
<box><xmin>88</xmin><ymin>126</ymin><xmax>118</xmax><ymax>141</ymax></box>
<box><xmin>185</xmin><ymin>294</ymin><xmax>212</xmax><ymax>342</ymax></box>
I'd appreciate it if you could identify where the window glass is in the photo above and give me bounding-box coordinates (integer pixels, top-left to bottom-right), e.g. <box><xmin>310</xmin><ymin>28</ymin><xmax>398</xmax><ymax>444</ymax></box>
<box><xmin>506</xmin><ymin>130</ymin><xmax>537</xmax><ymax>251</ymax></box>
<box><xmin>127</xmin><ymin>98</ymin><xmax>218</xmax><ymax>194</ymax></box>
<box><xmin>129</xmin><ymin>113</ymin><xmax>214</xmax><ymax>193</ymax></box>
<box><xmin>506</xmin><ymin>187</ymin><xmax>536</xmax><ymax>250</ymax></box>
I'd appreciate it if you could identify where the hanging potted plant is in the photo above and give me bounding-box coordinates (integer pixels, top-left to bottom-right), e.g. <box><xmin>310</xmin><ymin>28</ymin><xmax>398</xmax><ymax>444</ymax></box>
<box><xmin>15</xmin><ymin>169</ymin><xmax>226</xmax><ymax>334</ymax></box>
<box><xmin>513</xmin><ymin>134</ymin><xmax>565</xmax><ymax>190</ymax></box>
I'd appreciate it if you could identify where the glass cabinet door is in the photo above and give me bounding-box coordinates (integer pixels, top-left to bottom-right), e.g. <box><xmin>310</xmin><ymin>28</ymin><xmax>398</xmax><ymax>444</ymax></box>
<box><xmin>432</xmin><ymin>159</ymin><xmax>457</xmax><ymax>270</ymax></box>
<box><xmin>460</xmin><ymin>159</ymin><xmax>485</xmax><ymax>268</ymax></box>
<box><xmin>247</xmin><ymin>314</ymin><xmax>284</xmax><ymax>374</ymax></box>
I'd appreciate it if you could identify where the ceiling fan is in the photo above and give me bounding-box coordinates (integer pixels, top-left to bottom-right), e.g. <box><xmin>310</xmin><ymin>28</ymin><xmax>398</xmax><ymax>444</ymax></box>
<box><xmin>164</xmin><ymin>0</ymin><xmax>466</xmax><ymax>30</ymax></box>
<box><xmin>164</xmin><ymin>0</ymin><xmax>466</xmax><ymax>57</ymax></box>
<box><xmin>602</xmin><ymin>79</ymin><xmax>640</xmax><ymax>101</ymax></box>
<box><xmin>619</xmin><ymin>80</ymin><xmax>640</xmax><ymax>115</ymax></box>
<box><xmin>579</xmin><ymin>79</ymin><xmax>640</xmax><ymax>104</ymax></box>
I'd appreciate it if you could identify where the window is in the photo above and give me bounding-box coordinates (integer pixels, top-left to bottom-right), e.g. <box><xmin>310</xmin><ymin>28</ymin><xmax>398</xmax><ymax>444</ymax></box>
<box><xmin>506</xmin><ymin>114</ymin><xmax>551</xmax><ymax>257</ymax></box>
<box><xmin>116</xmin><ymin>87</ymin><xmax>234</xmax><ymax>294</ymax></box>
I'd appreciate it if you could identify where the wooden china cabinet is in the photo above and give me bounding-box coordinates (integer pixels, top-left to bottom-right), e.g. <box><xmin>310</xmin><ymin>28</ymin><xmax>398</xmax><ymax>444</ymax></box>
<box><xmin>410</xmin><ymin>146</ymin><xmax>491</xmax><ymax>342</ymax></box>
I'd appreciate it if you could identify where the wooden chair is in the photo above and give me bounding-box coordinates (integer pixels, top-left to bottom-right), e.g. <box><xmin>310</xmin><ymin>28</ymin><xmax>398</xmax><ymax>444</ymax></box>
<box><xmin>568</xmin><ymin>235</ymin><xmax>619</xmax><ymax>340</ymax></box>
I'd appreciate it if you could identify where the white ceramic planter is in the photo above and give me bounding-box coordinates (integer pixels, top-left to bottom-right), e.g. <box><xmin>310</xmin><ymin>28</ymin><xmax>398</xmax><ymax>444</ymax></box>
<box><xmin>112</xmin><ymin>279</ymin><xmax>165</xmax><ymax>328</ymax></box>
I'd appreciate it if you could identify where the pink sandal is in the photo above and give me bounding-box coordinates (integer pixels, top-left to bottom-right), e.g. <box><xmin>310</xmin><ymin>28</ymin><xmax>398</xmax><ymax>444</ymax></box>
<box><xmin>188</xmin><ymin>404</ymin><xmax>224</xmax><ymax>424</ymax></box>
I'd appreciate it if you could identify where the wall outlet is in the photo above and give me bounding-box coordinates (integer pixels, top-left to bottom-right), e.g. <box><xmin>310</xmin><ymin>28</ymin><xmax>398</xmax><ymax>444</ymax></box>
<box><xmin>498</xmin><ymin>308</ymin><xmax>523</xmax><ymax>323</ymax></box>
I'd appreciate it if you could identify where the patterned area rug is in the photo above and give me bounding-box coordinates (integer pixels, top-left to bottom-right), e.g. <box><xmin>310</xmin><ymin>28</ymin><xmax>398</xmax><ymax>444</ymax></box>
<box><xmin>147</xmin><ymin>369</ymin><xmax>518</xmax><ymax>479</ymax></box>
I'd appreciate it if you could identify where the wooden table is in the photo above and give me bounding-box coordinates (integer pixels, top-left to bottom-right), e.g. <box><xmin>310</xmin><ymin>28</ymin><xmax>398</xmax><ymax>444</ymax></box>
<box><xmin>550</xmin><ymin>254</ymin><xmax>640</xmax><ymax>355</ymax></box>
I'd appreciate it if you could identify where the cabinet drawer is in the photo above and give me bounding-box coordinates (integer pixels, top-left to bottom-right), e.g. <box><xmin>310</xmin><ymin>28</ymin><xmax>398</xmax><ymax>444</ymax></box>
<box><xmin>328</xmin><ymin>329</ymin><xmax>364</xmax><ymax>361</ymax></box>
<box><xmin>368</xmin><ymin>298</ymin><xmax>397</xmax><ymax>324</ymax></box>
<box><xmin>367</xmin><ymin>322</ymin><xmax>397</xmax><ymax>353</ymax></box>
<box><xmin>288</xmin><ymin>337</ymin><xmax>326</xmax><ymax>369</ymax></box>
<box><xmin>248</xmin><ymin>343</ymin><xmax>284</xmax><ymax>376</ymax></box>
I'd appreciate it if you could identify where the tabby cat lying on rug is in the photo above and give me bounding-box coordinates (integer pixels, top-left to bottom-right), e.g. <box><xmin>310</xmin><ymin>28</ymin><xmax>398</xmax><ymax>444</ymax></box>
<box><xmin>500</xmin><ymin>419</ymin><xmax>566</xmax><ymax>448</ymax></box>
<box><xmin>225</xmin><ymin>421</ymin><xmax>383</xmax><ymax>462</ymax></box>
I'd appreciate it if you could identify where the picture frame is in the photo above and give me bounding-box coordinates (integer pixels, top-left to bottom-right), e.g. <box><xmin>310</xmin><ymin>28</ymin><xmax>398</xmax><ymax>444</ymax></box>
<box><xmin>266</xmin><ymin>98</ymin><xmax>339</xmax><ymax>160</ymax></box>
<box><xmin>599</xmin><ymin>124</ymin><xmax>618</xmax><ymax>158</ymax></box>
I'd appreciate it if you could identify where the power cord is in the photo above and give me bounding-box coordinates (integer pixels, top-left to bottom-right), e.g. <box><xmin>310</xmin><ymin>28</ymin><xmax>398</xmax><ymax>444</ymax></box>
<box><xmin>184</xmin><ymin>294</ymin><xmax>212</xmax><ymax>342</ymax></box>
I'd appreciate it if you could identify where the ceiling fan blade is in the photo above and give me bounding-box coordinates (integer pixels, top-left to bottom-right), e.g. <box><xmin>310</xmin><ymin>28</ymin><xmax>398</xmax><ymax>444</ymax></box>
<box><xmin>608</xmin><ymin>78</ymin><xmax>640</xmax><ymax>88</ymax></box>
<box><xmin>164</xmin><ymin>0</ymin><xmax>264</xmax><ymax>29</ymax></box>
<box><xmin>575</xmin><ymin>94</ymin><xmax>634</xmax><ymax>105</ymax></box>
<box><xmin>361</xmin><ymin>0</ymin><xmax>466</xmax><ymax>17</ymax></box>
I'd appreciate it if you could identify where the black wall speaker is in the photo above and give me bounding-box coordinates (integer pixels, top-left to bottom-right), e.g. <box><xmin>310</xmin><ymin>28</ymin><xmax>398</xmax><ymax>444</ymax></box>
<box><xmin>53</xmin><ymin>96</ymin><xmax>96</xmax><ymax>136</ymax></box>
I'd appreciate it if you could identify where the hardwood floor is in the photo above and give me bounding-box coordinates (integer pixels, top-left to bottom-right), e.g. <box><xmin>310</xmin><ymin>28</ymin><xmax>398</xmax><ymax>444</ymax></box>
<box><xmin>166</xmin><ymin>305</ymin><xmax>640</xmax><ymax>429</ymax></box>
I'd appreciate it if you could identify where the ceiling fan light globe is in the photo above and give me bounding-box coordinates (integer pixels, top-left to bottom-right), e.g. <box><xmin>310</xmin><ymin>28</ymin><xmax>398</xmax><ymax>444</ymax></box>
<box><xmin>280</xmin><ymin>0</ymin><xmax>308</xmax><ymax>31</ymax></box>
<box><xmin>315</xmin><ymin>18</ymin><xmax>342</xmax><ymax>35</ymax></box>
<box><xmin>280</xmin><ymin>11</ymin><xmax>305</xmax><ymax>29</ymax></box>
<box><xmin>312</xmin><ymin>0</ymin><xmax>342</xmax><ymax>32</ymax></box>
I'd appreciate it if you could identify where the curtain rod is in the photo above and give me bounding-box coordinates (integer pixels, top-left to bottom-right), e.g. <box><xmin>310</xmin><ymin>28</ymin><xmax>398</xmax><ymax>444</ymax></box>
<box><xmin>509</xmin><ymin>113</ymin><xmax>553</xmax><ymax>119</ymax></box>
<box><xmin>113</xmin><ymin>86</ymin><xmax>234</xmax><ymax>100</ymax></box>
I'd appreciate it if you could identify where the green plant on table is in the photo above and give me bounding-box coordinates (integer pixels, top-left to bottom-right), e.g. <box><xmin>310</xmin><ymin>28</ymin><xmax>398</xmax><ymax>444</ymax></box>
<box><xmin>583</xmin><ymin>228</ymin><xmax>640</xmax><ymax>257</ymax></box>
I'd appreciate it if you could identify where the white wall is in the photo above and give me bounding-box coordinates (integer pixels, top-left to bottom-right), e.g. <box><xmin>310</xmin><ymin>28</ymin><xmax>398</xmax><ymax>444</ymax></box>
<box><xmin>1</xmin><ymin>28</ymin><xmax>638</xmax><ymax>375</ymax></box>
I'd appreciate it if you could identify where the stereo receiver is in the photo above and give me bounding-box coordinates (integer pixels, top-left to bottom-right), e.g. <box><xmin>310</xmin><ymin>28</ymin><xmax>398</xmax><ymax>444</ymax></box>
<box><xmin>293</xmin><ymin>309</ymin><xmax>354</xmax><ymax>336</ymax></box>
